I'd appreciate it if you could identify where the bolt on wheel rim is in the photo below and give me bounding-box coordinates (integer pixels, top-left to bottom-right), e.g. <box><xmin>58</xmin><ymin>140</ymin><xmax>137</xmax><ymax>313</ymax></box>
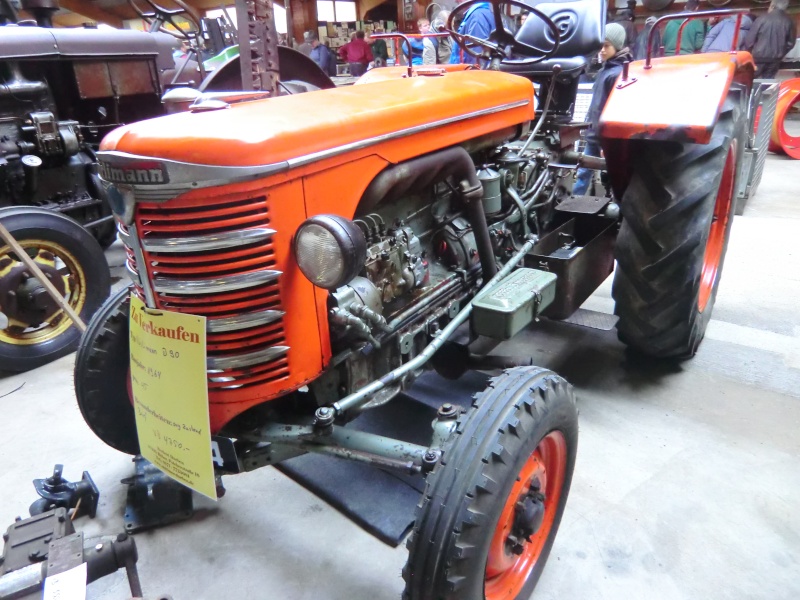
<box><xmin>0</xmin><ymin>240</ymin><xmax>87</xmax><ymax>345</ymax></box>
<box><xmin>484</xmin><ymin>430</ymin><xmax>567</xmax><ymax>600</ymax></box>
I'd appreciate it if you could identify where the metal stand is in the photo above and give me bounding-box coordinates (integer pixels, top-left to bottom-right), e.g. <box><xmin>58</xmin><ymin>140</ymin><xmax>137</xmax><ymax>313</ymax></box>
<box><xmin>121</xmin><ymin>456</ymin><xmax>194</xmax><ymax>534</ymax></box>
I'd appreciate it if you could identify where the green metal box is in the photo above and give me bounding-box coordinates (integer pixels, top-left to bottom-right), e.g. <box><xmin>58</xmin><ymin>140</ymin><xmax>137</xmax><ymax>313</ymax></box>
<box><xmin>472</xmin><ymin>268</ymin><xmax>557</xmax><ymax>340</ymax></box>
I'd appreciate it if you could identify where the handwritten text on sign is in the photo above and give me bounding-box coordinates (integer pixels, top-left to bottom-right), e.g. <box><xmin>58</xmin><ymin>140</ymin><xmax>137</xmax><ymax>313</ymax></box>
<box><xmin>129</xmin><ymin>294</ymin><xmax>216</xmax><ymax>500</ymax></box>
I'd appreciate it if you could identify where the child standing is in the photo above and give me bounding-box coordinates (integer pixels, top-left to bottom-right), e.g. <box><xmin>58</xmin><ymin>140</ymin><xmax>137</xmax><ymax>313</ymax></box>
<box><xmin>574</xmin><ymin>23</ymin><xmax>632</xmax><ymax>196</ymax></box>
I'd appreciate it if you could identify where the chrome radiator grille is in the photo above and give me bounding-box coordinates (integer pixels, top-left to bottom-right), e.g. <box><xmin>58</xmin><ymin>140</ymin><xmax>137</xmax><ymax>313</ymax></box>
<box><xmin>122</xmin><ymin>193</ymin><xmax>290</xmax><ymax>390</ymax></box>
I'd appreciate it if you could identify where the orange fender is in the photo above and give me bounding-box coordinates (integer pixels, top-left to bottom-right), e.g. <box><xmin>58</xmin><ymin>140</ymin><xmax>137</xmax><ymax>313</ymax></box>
<box><xmin>769</xmin><ymin>78</ymin><xmax>800</xmax><ymax>158</ymax></box>
<box><xmin>599</xmin><ymin>52</ymin><xmax>755</xmax><ymax>145</ymax></box>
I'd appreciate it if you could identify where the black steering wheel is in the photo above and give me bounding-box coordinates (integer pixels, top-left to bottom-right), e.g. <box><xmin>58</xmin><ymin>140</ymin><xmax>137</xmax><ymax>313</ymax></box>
<box><xmin>128</xmin><ymin>0</ymin><xmax>202</xmax><ymax>40</ymax></box>
<box><xmin>446</xmin><ymin>0</ymin><xmax>561</xmax><ymax>65</ymax></box>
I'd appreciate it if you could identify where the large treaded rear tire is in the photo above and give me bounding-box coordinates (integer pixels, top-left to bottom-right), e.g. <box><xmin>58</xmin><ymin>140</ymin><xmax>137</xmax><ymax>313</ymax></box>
<box><xmin>403</xmin><ymin>367</ymin><xmax>578</xmax><ymax>600</ymax></box>
<box><xmin>612</xmin><ymin>95</ymin><xmax>746</xmax><ymax>358</ymax></box>
<box><xmin>74</xmin><ymin>285</ymin><xmax>139</xmax><ymax>455</ymax></box>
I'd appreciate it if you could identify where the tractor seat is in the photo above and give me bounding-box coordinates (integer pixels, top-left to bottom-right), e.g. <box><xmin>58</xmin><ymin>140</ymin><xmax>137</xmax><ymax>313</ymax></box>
<box><xmin>502</xmin><ymin>0</ymin><xmax>604</xmax><ymax>79</ymax></box>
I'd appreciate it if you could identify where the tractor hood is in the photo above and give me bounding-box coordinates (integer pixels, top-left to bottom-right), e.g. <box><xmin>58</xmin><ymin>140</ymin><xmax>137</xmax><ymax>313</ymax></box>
<box><xmin>99</xmin><ymin>70</ymin><xmax>535</xmax><ymax>172</ymax></box>
<box><xmin>0</xmin><ymin>25</ymin><xmax>174</xmax><ymax>67</ymax></box>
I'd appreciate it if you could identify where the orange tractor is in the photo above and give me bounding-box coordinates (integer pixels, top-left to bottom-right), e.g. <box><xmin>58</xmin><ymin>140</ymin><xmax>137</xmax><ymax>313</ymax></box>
<box><xmin>74</xmin><ymin>1</ymin><xmax>754</xmax><ymax>597</ymax></box>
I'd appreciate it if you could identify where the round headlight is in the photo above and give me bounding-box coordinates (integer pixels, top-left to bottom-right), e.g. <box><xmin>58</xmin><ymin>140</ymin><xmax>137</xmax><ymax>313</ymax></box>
<box><xmin>294</xmin><ymin>215</ymin><xmax>366</xmax><ymax>290</ymax></box>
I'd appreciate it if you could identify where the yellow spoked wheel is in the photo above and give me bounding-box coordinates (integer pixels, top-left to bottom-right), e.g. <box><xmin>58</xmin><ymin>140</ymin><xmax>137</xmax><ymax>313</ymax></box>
<box><xmin>0</xmin><ymin>240</ymin><xmax>87</xmax><ymax>345</ymax></box>
<box><xmin>0</xmin><ymin>207</ymin><xmax>110</xmax><ymax>373</ymax></box>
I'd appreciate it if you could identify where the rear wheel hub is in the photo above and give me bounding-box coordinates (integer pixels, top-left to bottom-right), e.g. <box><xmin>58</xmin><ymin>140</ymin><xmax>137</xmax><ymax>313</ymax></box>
<box><xmin>0</xmin><ymin>242</ymin><xmax>84</xmax><ymax>346</ymax></box>
<box><xmin>0</xmin><ymin>259</ymin><xmax>66</xmax><ymax>326</ymax></box>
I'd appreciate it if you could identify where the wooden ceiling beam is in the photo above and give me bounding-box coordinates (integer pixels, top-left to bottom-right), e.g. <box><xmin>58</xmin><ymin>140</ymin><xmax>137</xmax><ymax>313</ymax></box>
<box><xmin>57</xmin><ymin>0</ymin><xmax>125</xmax><ymax>26</ymax></box>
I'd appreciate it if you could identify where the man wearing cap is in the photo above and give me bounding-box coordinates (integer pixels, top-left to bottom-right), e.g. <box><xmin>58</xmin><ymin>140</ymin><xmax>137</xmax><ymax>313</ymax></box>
<box><xmin>574</xmin><ymin>23</ymin><xmax>632</xmax><ymax>196</ymax></box>
<box><xmin>633</xmin><ymin>16</ymin><xmax>661</xmax><ymax>60</ymax></box>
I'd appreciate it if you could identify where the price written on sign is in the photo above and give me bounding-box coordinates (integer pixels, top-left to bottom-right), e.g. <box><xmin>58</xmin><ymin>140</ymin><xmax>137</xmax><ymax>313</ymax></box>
<box><xmin>128</xmin><ymin>295</ymin><xmax>217</xmax><ymax>501</ymax></box>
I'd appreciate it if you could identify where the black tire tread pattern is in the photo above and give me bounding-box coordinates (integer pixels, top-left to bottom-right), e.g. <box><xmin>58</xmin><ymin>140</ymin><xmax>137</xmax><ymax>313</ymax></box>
<box><xmin>403</xmin><ymin>366</ymin><xmax>578</xmax><ymax>600</ymax></box>
<box><xmin>612</xmin><ymin>96</ymin><xmax>745</xmax><ymax>358</ymax></box>
<box><xmin>74</xmin><ymin>286</ymin><xmax>139</xmax><ymax>454</ymax></box>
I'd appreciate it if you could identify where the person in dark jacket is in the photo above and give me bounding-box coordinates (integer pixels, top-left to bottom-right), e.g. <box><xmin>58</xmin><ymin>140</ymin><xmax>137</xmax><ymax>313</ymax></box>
<box><xmin>633</xmin><ymin>16</ymin><xmax>661</xmax><ymax>60</ymax></box>
<box><xmin>449</xmin><ymin>0</ymin><xmax>494</xmax><ymax>64</ymax></box>
<box><xmin>703</xmin><ymin>14</ymin><xmax>752</xmax><ymax>53</ymax></box>
<box><xmin>368</xmin><ymin>28</ymin><xmax>389</xmax><ymax>67</ymax></box>
<box><xmin>574</xmin><ymin>23</ymin><xmax>632</xmax><ymax>196</ymax></box>
<box><xmin>744</xmin><ymin>0</ymin><xmax>797</xmax><ymax>78</ymax></box>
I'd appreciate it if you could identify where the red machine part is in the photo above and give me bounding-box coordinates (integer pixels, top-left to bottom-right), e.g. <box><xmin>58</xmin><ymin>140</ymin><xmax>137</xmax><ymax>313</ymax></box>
<box><xmin>768</xmin><ymin>78</ymin><xmax>800</xmax><ymax>159</ymax></box>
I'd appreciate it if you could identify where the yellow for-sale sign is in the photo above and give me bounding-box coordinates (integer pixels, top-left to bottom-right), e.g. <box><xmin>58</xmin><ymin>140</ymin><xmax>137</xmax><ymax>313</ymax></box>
<box><xmin>129</xmin><ymin>294</ymin><xmax>216</xmax><ymax>500</ymax></box>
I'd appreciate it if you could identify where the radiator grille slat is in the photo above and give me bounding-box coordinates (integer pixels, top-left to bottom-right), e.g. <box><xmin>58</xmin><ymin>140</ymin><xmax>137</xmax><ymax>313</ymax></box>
<box><xmin>124</xmin><ymin>193</ymin><xmax>289</xmax><ymax>389</ymax></box>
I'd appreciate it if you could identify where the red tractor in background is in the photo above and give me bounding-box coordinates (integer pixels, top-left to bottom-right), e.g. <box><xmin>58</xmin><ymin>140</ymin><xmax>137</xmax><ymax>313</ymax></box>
<box><xmin>74</xmin><ymin>1</ymin><xmax>755</xmax><ymax>597</ymax></box>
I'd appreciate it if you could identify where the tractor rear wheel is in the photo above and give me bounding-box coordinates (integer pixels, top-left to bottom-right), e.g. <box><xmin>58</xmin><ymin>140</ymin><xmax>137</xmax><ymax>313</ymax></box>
<box><xmin>612</xmin><ymin>95</ymin><xmax>746</xmax><ymax>358</ymax></box>
<box><xmin>74</xmin><ymin>285</ymin><xmax>140</xmax><ymax>455</ymax></box>
<box><xmin>403</xmin><ymin>366</ymin><xmax>578</xmax><ymax>600</ymax></box>
<box><xmin>0</xmin><ymin>207</ymin><xmax>110</xmax><ymax>372</ymax></box>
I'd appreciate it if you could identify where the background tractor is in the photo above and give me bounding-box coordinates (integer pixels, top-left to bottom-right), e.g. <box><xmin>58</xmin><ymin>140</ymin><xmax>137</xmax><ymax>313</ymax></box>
<box><xmin>73</xmin><ymin>0</ymin><xmax>756</xmax><ymax>598</ymax></box>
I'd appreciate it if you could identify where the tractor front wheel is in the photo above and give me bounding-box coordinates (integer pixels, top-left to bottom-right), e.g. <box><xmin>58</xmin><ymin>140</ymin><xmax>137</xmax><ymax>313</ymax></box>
<box><xmin>403</xmin><ymin>366</ymin><xmax>578</xmax><ymax>600</ymax></box>
<box><xmin>612</xmin><ymin>95</ymin><xmax>746</xmax><ymax>358</ymax></box>
<box><xmin>74</xmin><ymin>285</ymin><xmax>140</xmax><ymax>455</ymax></box>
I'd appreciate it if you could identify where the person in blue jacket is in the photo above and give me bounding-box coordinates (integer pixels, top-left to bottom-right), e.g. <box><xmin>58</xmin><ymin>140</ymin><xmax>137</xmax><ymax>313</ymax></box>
<box><xmin>449</xmin><ymin>0</ymin><xmax>495</xmax><ymax>64</ymax></box>
<box><xmin>403</xmin><ymin>19</ymin><xmax>440</xmax><ymax>65</ymax></box>
<box><xmin>702</xmin><ymin>14</ymin><xmax>752</xmax><ymax>53</ymax></box>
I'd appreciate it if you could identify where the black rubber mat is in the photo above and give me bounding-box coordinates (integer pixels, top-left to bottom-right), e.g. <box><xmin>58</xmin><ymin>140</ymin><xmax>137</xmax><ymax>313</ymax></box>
<box><xmin>276</xmin><ymin>370</ymin><xmax>490</xmax><ymax>547</ymax></box>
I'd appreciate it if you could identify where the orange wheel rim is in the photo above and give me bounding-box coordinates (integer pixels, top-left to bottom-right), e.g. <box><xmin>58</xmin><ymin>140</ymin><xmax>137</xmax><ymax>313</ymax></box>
<box><xmin>698</xmin><ymin>143</ymin><xmax>735</xmax><ymax>313</ymax></box>
<box><xmin>484</xmin><ymin>430</ymin><xmax>567</xmax><ymax>600</ymax></box>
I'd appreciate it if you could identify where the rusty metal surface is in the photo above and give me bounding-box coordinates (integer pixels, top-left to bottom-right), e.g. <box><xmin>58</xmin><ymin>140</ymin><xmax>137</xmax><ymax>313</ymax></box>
<box><xmin>73</xmin><ymin>62</ymin><xmax>114</xmax><ymax>99</ymax></box>
<box><xmin>235</xmin><ymin>0</ymin><xmax>279</xmax><ymax>95</ymax></box>
<box><xmin>108</xmin><ymin>60</ymin><xmax>159</xmax><ymax>96</ymax></box>
<box><xmin>73</xmin><ymin>60</ymin><xmax>159</xmax><ymax>99</ymax></box>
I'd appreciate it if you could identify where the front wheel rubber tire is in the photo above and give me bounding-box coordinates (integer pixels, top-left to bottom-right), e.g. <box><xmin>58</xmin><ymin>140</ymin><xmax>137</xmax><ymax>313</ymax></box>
<box><xmin>0</xmin><ymin>207</ymin><xmax>110</xmax><ymax>372</ymax></box>
<box><xmin>612</xmin><ymin>94</ymin><xmax>746</xmax><ymax>358</ymax></box>
<box><xmin>74</xmin><ymin>285</ymin><xmax>140</xmax><ymax>454</ymax></box>
<box><xmin>403</xmin><ymin>366</ymin><xmax>578</xmax><ymax>600</ymax></box>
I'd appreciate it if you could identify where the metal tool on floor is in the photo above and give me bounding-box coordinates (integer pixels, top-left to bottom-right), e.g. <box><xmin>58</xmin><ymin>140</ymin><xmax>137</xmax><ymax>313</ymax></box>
<box><xmin>0</xmin><ymin>508</ymin><xmax>147</xmax><ymax>600</ymax></box>
<box><xmin>121</xmin><ymin>456</ymin><xmax>196</xmax><ymax>533</ymax></box>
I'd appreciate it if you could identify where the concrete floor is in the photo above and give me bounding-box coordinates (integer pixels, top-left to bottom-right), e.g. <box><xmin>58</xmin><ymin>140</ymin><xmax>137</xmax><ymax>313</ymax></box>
<box><xmin>1</xmin><ymin>154</ymin><xmax>799</xmax><ymax>600</ymax></box>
